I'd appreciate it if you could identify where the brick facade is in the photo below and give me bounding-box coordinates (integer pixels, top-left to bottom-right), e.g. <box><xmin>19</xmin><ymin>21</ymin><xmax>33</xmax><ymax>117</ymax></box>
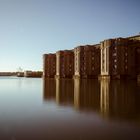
<box><xmin>43</xmin><ymin>54</ymin><xmax>56</xmax><ymax>78</ymax></box>
<box><xmin>74</xmin><ymin>44</ymin><xmax>100</xmax><ymax>78</ymax></box>
<box><xmin>56</xmin><ymin>50</ymin><xmax>74</xmax><ymax>78</ymax></box>
<box><xmin>100</xmin><ymin>38</ymin><xmax>140</xmax><ymax>79</ymax></box>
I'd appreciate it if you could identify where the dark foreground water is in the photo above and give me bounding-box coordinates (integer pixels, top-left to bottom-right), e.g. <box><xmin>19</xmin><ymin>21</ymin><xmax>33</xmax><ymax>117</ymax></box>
<box><xmin>0</xmin><ymin>77</ymin><xmax>140</xmax><ymax>140</ymax></box>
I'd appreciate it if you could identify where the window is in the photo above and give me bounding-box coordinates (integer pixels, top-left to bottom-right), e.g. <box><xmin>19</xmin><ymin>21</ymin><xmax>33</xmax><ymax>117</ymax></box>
<box><xmin>84</xmin><ymin>66</ymin><xmax>86</xmax><ymax>70</ymax></box>
<box><xmin>113</xmin><ymin>53</ymin><xmax>117</xmax><ymax>57</ymax></box>
<box><xmin>114</xmin><ymin>65</ymin><xmax>117</xmax><ymax>69</ymax></box>
<box><xmin>125</xmin><ymin>52</ymin><xmax>128</xmax><ymax>56</ymax></box>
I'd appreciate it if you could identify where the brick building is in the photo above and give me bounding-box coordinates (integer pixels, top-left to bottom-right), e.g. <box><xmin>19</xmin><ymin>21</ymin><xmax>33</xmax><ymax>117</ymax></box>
<box><xmin>100</xmin><ymin>38</ymin><xmax>140</xmax><ymax>79</ymax></box>
<box><xmin>127</xmin><ymin>34</ymin><xmax>140</xmax><ymax>41</ymax></box>
<box><xmin>55</xmin><ymin>50</ymin><xmax>74</xmax><ymax>78</ymax></box>
<box><xmin>43</xmin><ymin>34</ymin><xmax>140</xmax><ymax>80</ymax></box>
<box><xmin>74</xmin><ymin>44</ymin><xmax>100</xmax><ymax>78</ymax></box>
<box><xmin>128</xmin><ymin>35</ymin><xmax>140</xmax><ymax>75</ymax></box>
<box><xmin>43</xmin><ymin>54</ymin><xmax>56</xmax><ymax>78</ymax></box>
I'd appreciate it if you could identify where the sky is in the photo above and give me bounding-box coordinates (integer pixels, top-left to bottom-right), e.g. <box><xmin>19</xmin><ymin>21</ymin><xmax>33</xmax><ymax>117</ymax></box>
<box><xmin>0</xmin><ymin>0</ymin><xmax>140</xmax><ymax>72</ymax></box>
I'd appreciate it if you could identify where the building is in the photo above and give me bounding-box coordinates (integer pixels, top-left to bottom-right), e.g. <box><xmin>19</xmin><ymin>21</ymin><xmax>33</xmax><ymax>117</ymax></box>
<box><xmin>43</xmin><ymin>34</ymin><xmax>140</xmax><ymax>80</ymax></box>
<box><xmin>74</xmin><ymin>44</ymin><xmax>100</xmax><ymax>78</ymax></box>
<box><xmin>43</xmin><ymin>53</ymin><xmax>56</xmax><ymax>78</ymax></box>
<box><xmin>55</xmin><ymin>50</ymin><xmax>74</xmax><ymax>78</ymax></box>
<box><xmin>24</xmin><ymin>70</ymin><xmax>42</xmax><ymax>77</ymax></box>
<box><xmin>100</xmin><ymin>38</ymin><xmax>140</xmax><ymax>79</ymax></box>
<box><xmin>127</xmin><ymin>35</ymin><xmax>140</xmax><ymax>80</ymax></box>
<box><xmin>127</xmin><ymin>34</ymin><xmax>140</xmax><ymax>41</ymax></box>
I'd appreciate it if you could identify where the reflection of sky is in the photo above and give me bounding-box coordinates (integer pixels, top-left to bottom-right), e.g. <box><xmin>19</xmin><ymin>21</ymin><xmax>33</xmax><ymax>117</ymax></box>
<box><xmin>0</xmin><ymin>0</ymin><xmax>140</xmax><ymax>71</ymax></box>
<box><xmin>0</xmin><ymin>77</ymin><xmax>42</xmax><ymax>121</ymax></box>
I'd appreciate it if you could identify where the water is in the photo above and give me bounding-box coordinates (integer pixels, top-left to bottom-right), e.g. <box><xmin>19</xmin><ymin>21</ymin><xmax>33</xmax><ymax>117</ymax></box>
<box><xmin>0</xmin><ymin>77</ymin><xmax>140</xmax><ymax>140</ymax></box>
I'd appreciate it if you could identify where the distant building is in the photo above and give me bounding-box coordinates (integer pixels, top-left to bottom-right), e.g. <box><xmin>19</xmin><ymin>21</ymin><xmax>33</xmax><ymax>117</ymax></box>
<box><xmin>43</xmin><ymin>54</ymin><xmax>56</xmax><ymax>78</ymax></box>
<box><xmin>24</xmin><ymin>70</ymin><xmax>42</xmax><ymax>78</ymax></box>
<box><xmin>24</xmin><ymin>71</ymin><xmax>32</xmax><ymax>77</ymax></box>
<box><xmin>100</xmin><ymin>38</ymin><xmax>140</xmax><ymax>79</ymax></box>
<box><xmin>74</xmin><ymin>44</ymin><xmax>100</xmax><ymax>78</ymax></box>
<box><xmin>0</xmin><ymin>72</ymin><xmax>16</xmax><ymax>76</ymax></box>
<box><xmin>55</xmin><ymin>50</ymin><xmax>74</xmax><ymax>78</ymax></box>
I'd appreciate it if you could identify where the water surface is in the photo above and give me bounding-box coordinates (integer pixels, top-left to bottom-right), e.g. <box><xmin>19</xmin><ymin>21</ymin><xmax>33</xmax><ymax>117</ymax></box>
<box><xmin>0</xmin><ymin>77</ymin><xmax>140</xmax><ymax>140</ymax></box>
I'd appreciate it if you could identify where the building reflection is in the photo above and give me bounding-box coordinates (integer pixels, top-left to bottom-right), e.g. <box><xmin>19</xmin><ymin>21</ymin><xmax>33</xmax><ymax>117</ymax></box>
<box><xmin>74</xmin><ymin>79</ymin><xmax>80</xmax><ymax>109</ymax></box>
<box><xmin>74</xmin><ymin>79</ymin><xmax>100</xmax><ymax>112</ymax></box>
<box><xmin>43</xmin><ymin>78</ymin><xmax>140</xmax><ymax>122</ymax></box>
<box><xmin>43</xmin><ymin>78</ymin><xmax>56</xmax><ymax>101</ymax></box>
<box><xmin>56</xmin><ymin>78</ymin><xmax>74</xmax><ymax>106</ymax></box>
<box><xmin>100</xmin><ymin>80</ymin><xmax>140</xmax><ymax>121</ymax></box>
<box><xmin>100</xmin><ymin>79</ymin><xmax>110</xmax><ymax>117</ymax></box>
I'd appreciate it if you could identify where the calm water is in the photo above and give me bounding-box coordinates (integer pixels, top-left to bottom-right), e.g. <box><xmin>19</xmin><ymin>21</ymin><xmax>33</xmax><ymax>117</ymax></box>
<box><xmin>0</xmin><ymin>77</ymin><xmax>140</xmax><ymax>140</ymax></box>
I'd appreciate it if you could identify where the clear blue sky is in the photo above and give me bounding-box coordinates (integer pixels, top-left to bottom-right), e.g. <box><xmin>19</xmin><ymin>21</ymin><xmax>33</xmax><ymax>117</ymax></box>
<box><xmin>0</xmin><ymin>0</ymin><xmax>140</xmax><ymax>72</ymax></box>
